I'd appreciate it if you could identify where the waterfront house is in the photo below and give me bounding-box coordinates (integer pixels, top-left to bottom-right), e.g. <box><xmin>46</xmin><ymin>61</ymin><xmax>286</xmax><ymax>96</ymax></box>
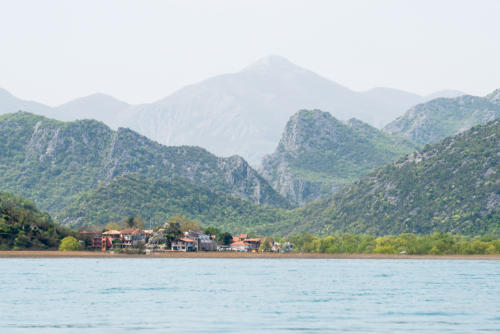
<box><xmin>244</xmin><ymin>238</ymin><xmax>264</xmax><ymax>251</ymax></box>
<box><xmin>172</xmin><ymin>238</ymin><xmax>196</xmax><ymax>251</ymax></box>
<box><xmin>230</xmin><ymin>240</ymin><xmax>252</xmax><ymax>252</ymax></box>
<box><xmin>185</xmin><ymin>230</ymin><xmax>218</xmax><ymax>251</ymax></box>
<box><xmin>121</xmin><ymin>228</ymin><xmax>147</xmax><ymax>247</ymax></box>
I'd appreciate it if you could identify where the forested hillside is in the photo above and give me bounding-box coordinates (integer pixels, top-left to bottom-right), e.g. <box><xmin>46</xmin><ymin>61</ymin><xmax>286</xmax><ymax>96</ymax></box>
<box><xmin>384</xmin><ymin>89</ymin><xmax>500</xmax><ymax>145</ymax></box>
<box><xmin>261</xmin><ymin>110</ymin><xmax>416</xmax><ymax>205</ymax></box>
<box><xmin>0</xmin><ymin>192</ymin><xmax>71</xmax><ymax>250</ymax></box>
<box><xmin>0</xmin><ymin>112</ymin><xmax>289</xmax><ymax>214</ymax></box>
<box><xmin>56</xmin><ymin>174</ymin><xmax>289</xmax><ymax>234</ymax></box>
<box><xmin>292</xmin><ymin>119</ymin><xmax>500</xmax><ymax>235</ymax></box>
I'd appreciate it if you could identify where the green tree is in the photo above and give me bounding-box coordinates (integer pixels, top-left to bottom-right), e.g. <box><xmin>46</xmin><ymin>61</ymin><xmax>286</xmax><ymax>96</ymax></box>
<box><xmin>204</xmin><ymin>226</ymin><xmax>221</xmax><ymax>236</ymax></box>
<box><xmin>218</xmin><ymin>232</ymin><xmax>233</xmax><ymax>245</ymax></box>
<box><xmin>163</xmin><ymin>221</ymin><xmax>183</xmax><ymax>248</ymax></box>
<box><xmin>259</xmin><ymin>237</ymin><xmax>274</xmax><ymax>252</ymax></box>
<box><xmin>105</xmin><ymin>221</ymin><xmax>119</xmax><ymax>231</ymax></box>
<box><xmin>167</xmin><ymin>215</ymin><xmax>201</xmax><ymax>232</ymax></box>
<box><xmin>120</xmin><ymin>216</ymin><xmax>145</xmax><ymax>229</ymax></box>
<box><xmin>59</xmin><ymin>236</ymin><xmax>82</xmax><ymax>251</ymax></box>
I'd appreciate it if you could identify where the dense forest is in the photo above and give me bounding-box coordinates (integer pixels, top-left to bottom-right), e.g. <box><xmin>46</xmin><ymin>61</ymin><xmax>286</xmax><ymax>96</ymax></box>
<box><xmin>291</xmin><ymin>119</ymin><xmax>500</xmax><ymax>236</ymax></box>
<box><xmin>56</xmin><ymin>174</ymin><xmax>290</xmax><ymax>234</ymax></box>
<box><xmin>0</xmin><ymin>192</ymin><xmax>71</xmax><ymax>250</ymax></box>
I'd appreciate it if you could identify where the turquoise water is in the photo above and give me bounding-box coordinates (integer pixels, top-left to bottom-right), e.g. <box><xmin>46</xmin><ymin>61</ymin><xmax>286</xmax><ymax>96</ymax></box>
<box><xmin>0</xmin><ymin>259</ymin><xmax>499</xmax><ymax>333</ymax></box>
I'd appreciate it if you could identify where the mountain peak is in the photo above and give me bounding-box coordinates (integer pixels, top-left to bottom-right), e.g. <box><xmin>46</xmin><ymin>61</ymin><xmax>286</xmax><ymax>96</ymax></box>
<box><xmin>241</xmin><ymin>55</ymin><xmax>302</xmax><ymax>73</ymax></box>
<box><xmin>57</xmin><ymin>93</ymin><xmax>129</xmax><ymax>108</ymax></box>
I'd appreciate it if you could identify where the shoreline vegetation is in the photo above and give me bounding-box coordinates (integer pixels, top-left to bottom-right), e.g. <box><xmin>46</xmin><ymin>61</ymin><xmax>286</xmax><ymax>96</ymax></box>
<box><xmin>1</xmin><ymin>250</ymin><xmax>499</xmax><ymax>260</ymax></box>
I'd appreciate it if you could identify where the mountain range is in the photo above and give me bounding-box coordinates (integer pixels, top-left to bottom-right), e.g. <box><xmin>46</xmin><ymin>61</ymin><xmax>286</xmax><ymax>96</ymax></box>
<box><xmin>283</xmin><ymin>119</ymin><xmax>500</xmax><ymax>236</ymax></box>
<box><xmin>385</xmin><ymin>89</ymin><xmax>500</xmax><ymax>145</ymax></box>
<box><xmin>0</xmin><ymin>56</ymin><xmax>465</xmax><ymax>164</ymax></box>
<box><xmin>0</xmin><ymin>112</ymin><xmax>289</xmax><ymax>216</ymax></box>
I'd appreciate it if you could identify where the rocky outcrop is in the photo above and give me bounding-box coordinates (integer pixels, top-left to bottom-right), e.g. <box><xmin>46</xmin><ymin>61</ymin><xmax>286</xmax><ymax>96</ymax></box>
<box><xmin>260</xmin><ymin>110</ymin><xmax>416</xmax><ymax>206</ymax></box>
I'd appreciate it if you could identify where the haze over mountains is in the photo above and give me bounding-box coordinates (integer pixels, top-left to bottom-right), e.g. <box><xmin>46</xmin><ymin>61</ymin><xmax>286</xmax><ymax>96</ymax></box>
<box><xmin>0</xmin><ymin>56</ymin><xmax>466</xmax><ymax>165</ymax></box>
<box><xmin>385</xmin><ymin>90</ymin><xmax>500</xmax><ymax>145</ymax></box>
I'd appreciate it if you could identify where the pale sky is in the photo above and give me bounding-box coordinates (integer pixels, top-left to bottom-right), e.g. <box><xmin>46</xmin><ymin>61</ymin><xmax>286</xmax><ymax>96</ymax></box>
<box><xmin>0</xmin><ymin>0</ymin><xmax>499</xmax><ymax>106</ymax></box>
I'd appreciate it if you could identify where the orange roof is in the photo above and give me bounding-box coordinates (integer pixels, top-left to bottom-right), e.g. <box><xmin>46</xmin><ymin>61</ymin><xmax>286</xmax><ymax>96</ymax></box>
<box><xmin>103</xmin><ymin>230</ymin><xmax>121</xmax><ymax>235</ymax></box>
<box><xmin>178</xmin><ymin>238</ymin><xmax>194</xmax><ymax>243</ymax></box>
<box><xmin>239</xmin><ymin>234</ymin><xmax>248</xmax><ymax>239</ymax></box>
<box><xmin>230</xmin><ymin>241</ymin><xmax>250</xmax><ymax>246</ymax></box>
<box><xmin>245</xmin><ymin>238</ymin><xmax>262</xmax><ymax>243</ymax></box>
<box><xmin>120</xmin><ymin>228</ymin><xmax>145</xmax><ymax>235</ymax></box>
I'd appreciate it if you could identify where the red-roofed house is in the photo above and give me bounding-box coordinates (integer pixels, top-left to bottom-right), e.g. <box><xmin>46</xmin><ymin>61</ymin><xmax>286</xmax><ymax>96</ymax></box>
<box><xmin>172</xmin><ymin>238</ymin><xmax>195</xmax><ymax>252</ymax></box>
<box><xmin>121</xmin><ymin>228</ymin><xmax>147</xmax><ymax>247</ymax></box>
<box><xmin>230</xmin><ymin>241</ymin><xmax>252</xmax><ymax>252</ymax></box>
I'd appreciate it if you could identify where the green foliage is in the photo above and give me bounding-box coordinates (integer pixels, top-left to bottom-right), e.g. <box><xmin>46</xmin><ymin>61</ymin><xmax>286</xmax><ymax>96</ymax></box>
<box><xmin>262</xmin><ymin>110</ymin><xmax>417</xmax><ymax>204</ymax></box>
<box><xmin>0</xmin><ymin>111</ymin><xmax>289</xmax><ymax>218</ymax></box>
<box><xmin>58</xmin><ymin>236</ymin><xmax>82</xmax><ymax>251</ymax></box>
<box><xmin>120</xmin><ymin>216</ymin><xmax>145</xmax><ymax>229</ymax></box>
<box><xmin>163</xmin><ymin>221</ymin><xmax>183</xmax><ymax>248</ymax></box>
<box><xmin>292</xmin><ymin>120</ymin><xmax>500</xmax><ymax>236</ymax></box>
<box><xmin>385</xmin><ymin>94</ymin><xmax>500</xmax><ymax>145</ymax></box>
<box><xmin>289</xmin><ymin>232</ymin><xmax>500</xmax><ymax>255</ymax></box>
<box><xmin>167</xmin><ymin>215</ymin><xmax>201</xmax><ymax>232</ymax></box>
<box><xmin>0</xmin><ymin>192</ymin><xmax>71</xmax><ymax>250</ymax></box>
<box><xmin>217</xmin><ymin>232</ymin><xmax>233</xmax><ymax>245</ymax></box>
<box><xmin>56</xmin><ymin>174</ymin><xmax>291</xmax><ymax>235</ymax></box>
<box><xmin>104</xmin><ymin>221</ymin><xmax>119</xmax><ymax>231</ymax></box>
<box><xmin>259</xmin><ymin>237</ymin><xmax>274</xmax><ymax>251</ymax></box>
<box><xmin>203</xmin><ymin>226</ymin><xmax>221</xmax><ymax>236</ymax></box>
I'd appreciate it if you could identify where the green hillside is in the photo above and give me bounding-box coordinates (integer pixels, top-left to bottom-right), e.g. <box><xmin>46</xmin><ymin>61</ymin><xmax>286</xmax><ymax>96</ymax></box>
<box><xmin>0</xmin><ymin>192</ymin><xmax>71</xmax><ymax>250</ymax></box>
<box><xmin>384</xmin><ymin>90</ymin><xmax>500</xmax><ymax>145</ymax></box>
<box><xmin>260</xmin><ymin>110</ymin><xmax>416</xmax><ymax>205</ymax></box>
<box><xmin>293</xmin><ymin>119</ymin><xmax>500</xmax><ymax>235</ymax></box>
<box><xmin>56</xmin><ymin>174</ymin><xmax>289</xmax><ymax>234</ymax></box>
<box><xmin>0</xmin><ymin>112</ymin><xmax>289</xmax><ymax>214</ymax></box>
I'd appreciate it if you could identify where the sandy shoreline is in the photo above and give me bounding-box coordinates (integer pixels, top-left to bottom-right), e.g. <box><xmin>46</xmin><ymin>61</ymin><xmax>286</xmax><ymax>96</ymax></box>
<box><xmin>0</xmin><ymin>251</ymin><xmax>499</xmax><ymax>260</ymax></box>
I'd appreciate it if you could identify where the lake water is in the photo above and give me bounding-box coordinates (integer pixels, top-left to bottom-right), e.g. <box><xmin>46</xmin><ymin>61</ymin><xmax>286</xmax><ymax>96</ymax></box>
<box><xmin>0</xmin><ymin>259</ymin><xmax>499</xmax><ymax>333</ymax></box>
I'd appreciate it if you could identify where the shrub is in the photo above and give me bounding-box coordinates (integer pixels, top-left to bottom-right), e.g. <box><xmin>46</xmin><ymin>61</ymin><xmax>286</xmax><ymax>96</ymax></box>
<box><xmin>59</xmin><ymin>236</ymin><xmax>82</xmax><ymax>251</ymax></box>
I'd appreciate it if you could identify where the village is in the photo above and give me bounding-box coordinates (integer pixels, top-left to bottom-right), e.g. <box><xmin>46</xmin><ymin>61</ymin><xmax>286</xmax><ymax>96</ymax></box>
<box><xmin>78</xmin><ymin>222</ymin><xmax>293</xmax><ymax>254</ymax></box>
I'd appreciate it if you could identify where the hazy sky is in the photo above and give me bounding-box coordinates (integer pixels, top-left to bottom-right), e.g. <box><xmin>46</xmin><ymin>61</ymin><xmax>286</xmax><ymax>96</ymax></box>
<box><xmin>1</xmin><ymin>0</ymin><xmax>499</xmax><ymax>106</ymax></box>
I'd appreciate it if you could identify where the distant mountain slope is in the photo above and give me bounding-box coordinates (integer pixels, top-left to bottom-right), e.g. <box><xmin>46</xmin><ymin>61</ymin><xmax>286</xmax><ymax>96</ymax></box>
<box><xmin>1</xmin><ymin>57</ymin><xmax>467</xmax><ymax>165</ymax></box>
<box><xmin>384</xmin><ymin>90</ymin><xmax>500</xmax><ymax>145</ymax></box>
<box><xmin>293</xmin><ymin>119</ymin><xmax>500</xmax><ymax>235</ymax></box>
<box><xmin>52</xmin><ymin>93</ymin><xmax>129</xmax><ymax>124</ymax></box>
<box><xmin>0</xmin><ymin>192</ymin><xmax>71</xmax><ymax>250</ymax></box>
<box><xmin>0</xmin><ymin>88</ymin><xmax>53</xmax><ymax>117</ymax></box>
<box><xmin>423</xmin><ymin>89</ymin><xmax>466</xmax><ymax>101</ymax></box>
<box><xmin>0</xmin><ymin>112</ymin><xmax>289</xmax><ymax>214</ymax></box>
<box><xmin>56</xmin><ymin>174</ymin><xmax>288</xmax><ymax>234</ymax></box>
<box><xmin>116</xmin><ymin>56</ymin><xmax>441</xmax><ymax>164</ymax></box>
<box><xmin>260</xmin><ymin>110</ymin><xmax>416</xmax><ymax>205</ymax></box>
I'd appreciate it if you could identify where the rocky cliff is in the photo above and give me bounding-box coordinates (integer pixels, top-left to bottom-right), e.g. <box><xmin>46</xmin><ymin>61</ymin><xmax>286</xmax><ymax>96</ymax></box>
<box><xmin>0</xmin><ymin>112</ymin><xmax>289</xmax><ymax>213</ymax></box>
<box><xmin>260</xmin><ymin>110</ymin><xmax>416</xmax><ymax>205</ymax></box>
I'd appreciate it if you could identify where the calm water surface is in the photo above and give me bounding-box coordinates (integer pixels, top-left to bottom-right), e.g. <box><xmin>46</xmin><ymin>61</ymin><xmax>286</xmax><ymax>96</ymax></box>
<box><xmin>0</xmin><ymin>259</ymin><xmax>499</xmax><ymax>333</ymax></box>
